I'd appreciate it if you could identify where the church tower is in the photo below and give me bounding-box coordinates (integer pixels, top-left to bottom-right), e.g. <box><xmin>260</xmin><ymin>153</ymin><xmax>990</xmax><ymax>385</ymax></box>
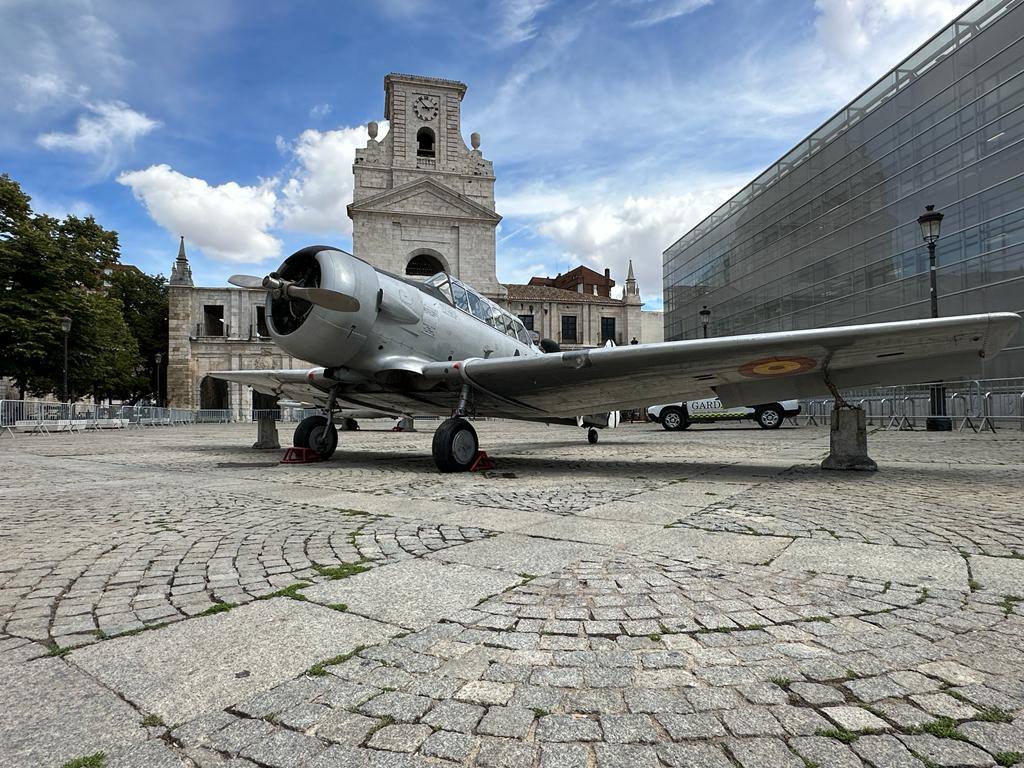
<box><xmin>348</xmin><ymin>73</ymin><xmax>504</xmax><ymax>298</ymax></box>
<box><xmin>167</xmin><ymin>237</ymin><xmax>195</xmax><ymax>408</ymax></box>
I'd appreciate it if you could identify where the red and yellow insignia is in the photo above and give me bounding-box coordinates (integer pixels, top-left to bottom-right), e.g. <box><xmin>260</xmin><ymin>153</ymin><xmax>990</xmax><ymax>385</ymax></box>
<box><xmin>738</xmin><ymin>356</ymin><xmax>817</xmax><ymax>378</ymax></box>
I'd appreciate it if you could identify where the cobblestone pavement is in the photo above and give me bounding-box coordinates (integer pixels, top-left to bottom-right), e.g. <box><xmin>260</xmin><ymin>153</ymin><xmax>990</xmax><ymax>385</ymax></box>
<box><xmin>1</xmin><ymin>420</ymin><xmax>1023</xmax><ymax>768</ymax></box>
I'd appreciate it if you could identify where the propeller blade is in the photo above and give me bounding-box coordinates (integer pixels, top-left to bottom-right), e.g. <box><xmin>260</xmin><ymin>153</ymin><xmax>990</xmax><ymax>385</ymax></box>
<box><xmin>228</xmin><ymin>274</ymin><xmax>266</xmax><ymax>289</ymax></box>
<box><xmin>287</xmin><ymin>285</ymin><xmax>361</xmax><ymax>312</ymax></box>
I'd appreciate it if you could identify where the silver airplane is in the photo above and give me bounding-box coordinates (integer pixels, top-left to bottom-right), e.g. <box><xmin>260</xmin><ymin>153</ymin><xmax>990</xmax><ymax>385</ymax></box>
<box><xmin>214</xmin><ymin>245</ymin><xmax>1021</xmax><ymax>472</ymax></box>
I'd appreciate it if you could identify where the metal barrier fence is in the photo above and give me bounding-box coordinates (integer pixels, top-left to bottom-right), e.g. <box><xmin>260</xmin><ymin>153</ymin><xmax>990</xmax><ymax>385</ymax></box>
<box><xmin>1</xmin><ymin>400</ymin><xmax>233</xmax><ymax>435</ymax></box>
<box><xmin>798</xmin><ymin>377</ymin><xmax>1024</xmax><ymax>431</ymax></box>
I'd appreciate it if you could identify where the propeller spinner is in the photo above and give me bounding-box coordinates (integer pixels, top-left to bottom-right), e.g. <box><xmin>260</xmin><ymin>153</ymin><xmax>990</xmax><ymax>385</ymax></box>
<box><xmin>228</xmin><ymin>273</ymin><xmax>360</xmax><ymax>312</ymax></box>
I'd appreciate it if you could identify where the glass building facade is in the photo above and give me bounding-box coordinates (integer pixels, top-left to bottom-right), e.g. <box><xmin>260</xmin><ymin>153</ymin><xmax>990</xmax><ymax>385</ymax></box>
<box><xmin>663</xmin><ymin>0</ymin><xmax>1024</xmax><ymax>378</ymax></box>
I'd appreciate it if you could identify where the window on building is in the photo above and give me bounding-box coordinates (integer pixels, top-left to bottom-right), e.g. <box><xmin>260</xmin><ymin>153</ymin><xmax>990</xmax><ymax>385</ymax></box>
<box><xmin>601</xmin><ymin>317</ymin><xmax>616</xmax><ymax>343</ymax></box>
<box><xmin>416</xmin><ymin>127</ymin><xmax>435</xmax><ymax>158</ymax></box>
<box><xmin>256</xmin><ymin>305</ymin><xmax>269</xmax><ymax>337</ymax></box>
<box><xmin>518</xmin><ymin>314</ymin><xmax>534</xmax><ymax>330</ymax></box>
<box><xmin>203</xmin><ymin>305</ymin><xmax>225</xmax><ymax>336</ymax></box>
<box><xmin>561</xmin><ymin>315</ymin><xmax>578</xmax><ymax>343</ymax></box>
<box><xmin>406</xmin><ymin>252</ymin><xmax>444</xmax><ymax>276</ymax></box>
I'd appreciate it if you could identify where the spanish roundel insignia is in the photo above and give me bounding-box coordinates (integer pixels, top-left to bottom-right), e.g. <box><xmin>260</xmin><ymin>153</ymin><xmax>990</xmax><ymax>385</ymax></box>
<box><xmin>738</xmin><ymin>356</ymin><xmax>817</xmax><ymax>378</ymax></box>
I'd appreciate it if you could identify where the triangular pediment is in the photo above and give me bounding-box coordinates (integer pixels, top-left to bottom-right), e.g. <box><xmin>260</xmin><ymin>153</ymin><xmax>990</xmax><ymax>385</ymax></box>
<box><xmin>347</xmin><ymin>178</ymin><xmax>502</xmax><ymax>223</ymax></box>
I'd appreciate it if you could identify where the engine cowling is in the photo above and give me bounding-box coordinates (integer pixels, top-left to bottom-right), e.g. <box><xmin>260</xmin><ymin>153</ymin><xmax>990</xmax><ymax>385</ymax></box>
<box><xmin>267</xmin><ymin>246</ymin><xmax>380</xmax><ymax>368</ymax></box>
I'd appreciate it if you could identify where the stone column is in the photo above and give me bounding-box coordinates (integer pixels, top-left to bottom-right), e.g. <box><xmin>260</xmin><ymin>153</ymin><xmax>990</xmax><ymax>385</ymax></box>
<box><xmin>821</xmin><ymin>407</ymin><xmax>877</xmax><ymax>471</ymax></box>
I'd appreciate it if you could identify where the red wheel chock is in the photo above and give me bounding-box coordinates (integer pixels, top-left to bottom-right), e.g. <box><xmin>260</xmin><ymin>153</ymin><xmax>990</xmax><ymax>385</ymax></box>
<box><xmin>280</xmin><ymin>447</ymin><xmax>325</xmax><ymax>464</ymax></box>
<box><xmin>391</xmin><ymin>425</ymin><xmax>405</xmax><ymax>432</ymax></box>
<box><xmin>470</xmin><ymin>450</ymin><xmax>494</xmax><ymax>472</ymax></box>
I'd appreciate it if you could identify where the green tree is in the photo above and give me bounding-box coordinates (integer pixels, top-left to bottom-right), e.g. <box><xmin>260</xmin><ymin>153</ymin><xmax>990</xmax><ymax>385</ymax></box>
<box><xmin>0</xmin><ymin>173</ymin><xmax>149</xmax><ymax>401</ymax></box>
<box><xmin>108</xmin><ymin>268</ymin><xmax>168</xmax><ymax>403</ymax></box>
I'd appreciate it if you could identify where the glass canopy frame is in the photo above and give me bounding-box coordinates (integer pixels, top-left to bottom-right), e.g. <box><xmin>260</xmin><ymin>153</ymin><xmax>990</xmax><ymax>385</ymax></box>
<box><xmin>424</xmin><ymin>273</ymin><xmax>534</xmax><ymax>345</ymax></box>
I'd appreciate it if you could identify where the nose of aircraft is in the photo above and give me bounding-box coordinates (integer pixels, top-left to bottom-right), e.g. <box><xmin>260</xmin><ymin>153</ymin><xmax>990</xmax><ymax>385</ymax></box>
<box><xmin>261</xmin><ymin>246</ymin><xmax>381</xmax><ymax>368</ymax></box>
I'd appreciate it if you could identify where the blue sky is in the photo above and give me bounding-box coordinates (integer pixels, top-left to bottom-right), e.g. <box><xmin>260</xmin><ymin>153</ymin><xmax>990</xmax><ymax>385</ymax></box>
<box><xmin>1</xmin><ymin>0</ymin><xmax>971</xmax><ymax>309</ymax></box>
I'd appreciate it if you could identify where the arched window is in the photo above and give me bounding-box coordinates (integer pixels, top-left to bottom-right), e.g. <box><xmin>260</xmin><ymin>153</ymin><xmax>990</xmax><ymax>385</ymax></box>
<box><xmin>406</xmin><ymin>252</ymin><xmax>445</xmax><ymax>277</ymax></box>
<box><xmin>416</xmin><ymin>127</ymin><xmax>435</xmax><ymax>158</ymax></box>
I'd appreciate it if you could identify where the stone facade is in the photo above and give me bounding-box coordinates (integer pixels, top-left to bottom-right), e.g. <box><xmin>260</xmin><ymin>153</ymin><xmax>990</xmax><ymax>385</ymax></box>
<box><xmin>166</xmin><ymin>238</ymin><xmax>310</xmax><ymax>417</ymax></box>
<box><xmin>166</xmin><ymin>73</ymin><xmax>661</xmax><ymax>412</ymax></box>
<box><xmin>348</xmin><ymin>73</ymin><xmax>504</xmax><ymax>298</ymax></box>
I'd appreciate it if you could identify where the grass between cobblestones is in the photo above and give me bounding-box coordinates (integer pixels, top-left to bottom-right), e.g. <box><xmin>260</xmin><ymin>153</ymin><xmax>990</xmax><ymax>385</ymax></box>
<box><xmin>995</xmin><ymin>752</ymin><xmax>1023</xmax><ymax>766</ymax></box>
<box><xmin>306</xmin><ymin>644</ymin><xmax>367</xmax><ymax>677</ymax></box>
<box><xmin>59</xmin><ymin>754</ymin><xmax>105</xmax><ymax>768</ymax></box>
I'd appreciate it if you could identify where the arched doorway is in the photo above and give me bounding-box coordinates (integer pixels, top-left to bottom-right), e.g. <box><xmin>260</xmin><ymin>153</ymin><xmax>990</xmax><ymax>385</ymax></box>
<box><xmin>406</xmin><ymin>250</ymin><xmax>447</xmax><ymax>277</ymax></box>
<box><xmin>199</xmin><ymin>376</ymin><xmax>229</xmax><ymax>410</ymax></box>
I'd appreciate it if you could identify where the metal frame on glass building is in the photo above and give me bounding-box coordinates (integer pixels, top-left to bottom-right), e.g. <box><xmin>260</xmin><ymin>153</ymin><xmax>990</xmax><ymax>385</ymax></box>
<box><xmin>663</xmin><ymin>0</ymin><xmax>1024</xmax><ymax>378</ymax></box>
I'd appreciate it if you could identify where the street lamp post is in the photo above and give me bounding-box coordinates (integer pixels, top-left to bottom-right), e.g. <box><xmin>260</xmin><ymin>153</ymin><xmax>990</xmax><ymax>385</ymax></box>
<box><xmin>155</xmin><ymin>352</ymin><xmax>163</xmax><ymax>407</ymax></box>
<box><xmin>60</xmin><ymin>316</ymin><xmax>72</xmax><ymax>402</ymax></box>
<box><xmin>699</xmin><ymin>305</ymin><xmax>711</xmax><ymax>339</ymax></box>
<box><xmin>917</xmin><ymin>205</ymin><xmax>951</xmax><ymax>431</ymax></box>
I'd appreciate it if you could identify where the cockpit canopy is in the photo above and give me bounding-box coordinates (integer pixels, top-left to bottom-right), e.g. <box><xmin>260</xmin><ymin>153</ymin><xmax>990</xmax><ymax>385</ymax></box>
<box><xmin>424</xmin><ymin>273</ymin><xmax>533</xmax><ymax>346</ymax></box>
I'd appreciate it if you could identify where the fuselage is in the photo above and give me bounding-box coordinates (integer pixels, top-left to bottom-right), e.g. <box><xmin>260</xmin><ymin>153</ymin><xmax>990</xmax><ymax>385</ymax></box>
<box><xmin>264</xmin><ymin>246</ymin><xmax>543</xmax><ymax>413</ymax></box>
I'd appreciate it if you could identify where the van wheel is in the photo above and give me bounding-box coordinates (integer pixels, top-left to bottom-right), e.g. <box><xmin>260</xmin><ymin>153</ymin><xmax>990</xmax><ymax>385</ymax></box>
<box><xmin>755</xmin><ymin>405</ymin><xmax>784</xmax><ymax>429</ymax></box>
<box><xmin>661</xmin><ymin>407</ymin><xmax>688</xmax><ymax>431</ymax></box>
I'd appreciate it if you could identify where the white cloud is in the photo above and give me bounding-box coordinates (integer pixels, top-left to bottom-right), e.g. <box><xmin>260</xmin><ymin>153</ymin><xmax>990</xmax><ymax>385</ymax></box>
<box><xmin>117</xmin><ymin>164</ymin><xmax>281</xmax><ymax>264</ymax></box>
<box><xmin>309</xmin><ymin>103</ymin><xmax>332</xmax><ymax>118</ymax></box>
<box><xmin>627</xmin><ymin>0</ymin><xmax>714</xmax><ymax>27</ymax></box>
<box><xmin>37</xmin><ymin>101</ymin><xmax>158</xmax><ymax>173</ymax></box>
<box><xmin>278</xmin><ymin>121</ymin><xmax>389</xmax><ymax>236</ymax></box>
<box><xmin>520</xmin><ymin>183</ymin><xmax>742</xmax><ymax>302</ymax></box>
<box><xmin>496</xmin><ymin>0</ymin><xmax>550</xmax><ymax>44</ymax></box>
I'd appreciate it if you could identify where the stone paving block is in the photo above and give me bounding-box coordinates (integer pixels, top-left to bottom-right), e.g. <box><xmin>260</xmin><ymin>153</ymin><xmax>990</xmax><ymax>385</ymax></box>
<box><xmin>70</xmin><ymin>600</ymin><xmax>398</xmax><ymax>723</ymax></box>
<box><xmin>598</xmin><ymin>713</ymin><xmax>660</xmax><ymax>744</ymax></box>
<box><xmin>897</xmin><ymin>734</ymin><xmax>996</xmax><ymax>767</ymax></box>
<box><xmin>632</xmin><ymin>528</ymin><xmax>792</xmax><ymax>564</ymax></box>
<box><xmin>239</xmin><ymin>728</ymin><xmax>325</xmax><ymax>766</ymax></box>
<box><xmin>105</xmin><ymin>740</ymin><xmax>191</xmax><ymax>768</ymax></box>
<box><xmin>475</xmin><ymin>737</ymin><xmax>539</xmax><ymax>767</ymax></box>
<box><xmin>956</xmin><ymin>721</ymin><xmax>1024</xmax><ymax>754</ymax></box>
<box><xmin>658</xmin><ymin>743</ymin><xmax>736</xmax><ymax>768</ymax></box>
<box><xmin>429</xmin><ymin>533</ymin><xmax>609</xmax><ymax>575</ymax></box>
<box><xmin>967</xmin><ymin>554</ymin><xmax>1024</xmax><ymax>597</ymax></box>
<box><xmin>315</xmin><ymin>711</ymin><xmax>378</xmax><ymax>746</ymax></box>
<box><xmin>303</xmin><ymin>558</ymin><xmax>520</xmax><ymax>630</ymax></box>
<box><xmin>366</xmin><ymin>724</ymin><xmax>432</xmax><ymax>752</ymax></box>
<box><xmin>726</xmin><ymin>737</ymin><xmax>804</xmax><ymax>768</ymax></box>
<box><xmin>656</xmin><ymin>712</ymin><xmax>726</xmax><ymax>740</ymax></box>
<box><xmin>722</xmin><ymin>706</ymin><xmax>785</xmax><ymax>737</ymax></box>
<box><xmin>773</xmin><ymin>540</ymin><xmax>967</xmax><ymax>590</ymax></box>
<box><xmin>455</xmin><ymin>679</ymin><xmax>515</xmax><ymax>706</ymax></box>
<box><xmin>852</xmin><ymin>734</ymin><xmax>927</xmax><ymax>768</ymax></box>
<box><xmin>822</xmin><ymin>705</ymin><xmax>892</xmax><ymax>732</ymax></box>
<box><xmin>593</xmin><ymin>743</ymin><xmax>660</xmax><ymax>768</ymax></box>
<box><xmin>540</xmin><ymin>742</ymin><xmax>590</xmax><ymax>768</ymax></box>
<box><xmin>536</xmin><ymin>715</ymin><xmax>603</xmax><ymax>742</ymax></box>
<box><xmin>0</xmin><ymin>657</ymin><xmax>148</xmax><ymax>768</ymax></box>
<box><xmin>790</xmin><ymin>735</ymin><xmax>865</xmax><ymax>767</ymax></box>
<box><xmin>357</xmin><ymin>691</ymin><xmax>433</xmax><ymax>723</ymax></box>
<box><xmin>477</xmin><ymin>705</ymin><xmax>535</xmax><ymax>738</ymax></box>
<box><xmin>419</xmin><ymin>730</ymin><xmax>476</xmax><ymax>761</ymax></box>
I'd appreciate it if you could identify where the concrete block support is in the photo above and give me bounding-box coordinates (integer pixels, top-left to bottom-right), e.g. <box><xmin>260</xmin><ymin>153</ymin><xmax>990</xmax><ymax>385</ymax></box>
<box><xmin>821</xmin><ymin>407</ymin><xmax>877</xmax><ymax>472</ymax></box>
<box><xmin>252</xmin><ymin>418</ymin><xmax>280</xmax><ymax>450</ymax></box>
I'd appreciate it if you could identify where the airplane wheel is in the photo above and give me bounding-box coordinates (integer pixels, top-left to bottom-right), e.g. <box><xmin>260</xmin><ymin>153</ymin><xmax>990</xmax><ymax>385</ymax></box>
<box><xmin>432</xmin><ymin>418</ymin><xmax>478</xmax><ymax>473</ymax></box>
<box><xmin>755</xmin><ymin>405</ymin><xmax>784</xmax><ymax>429</ymax></box>
<box><xmin>587</xmin><ymin>428</ymin><xmax>599</xmax><ymax>444</ymax></box>
<box><xmin>294</xmin><ymin>415</ymin><xmax>338</xmax><ymax>458</ymax></box>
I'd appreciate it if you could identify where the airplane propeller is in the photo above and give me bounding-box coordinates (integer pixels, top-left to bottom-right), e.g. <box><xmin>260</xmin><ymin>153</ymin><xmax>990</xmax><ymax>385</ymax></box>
<box><xmin>227</xmin><ymin>273</ymin><xmax>360</xmax><ymax>312</ymax></box>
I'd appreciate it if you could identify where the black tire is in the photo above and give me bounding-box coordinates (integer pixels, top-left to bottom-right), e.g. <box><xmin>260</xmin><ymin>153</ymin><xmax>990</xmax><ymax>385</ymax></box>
<box><xmin>660</xmin><ymin>406</ymin><xmax>688</xmax><ymax>431</ymax></box>
<box><xmin>293</xmin><ymin>415</ymin><xmax>338</xmax><ymax>457</ymax></box>
<box><xmin>341</xmin><ymin>417</ymin><xmax>359</xmax><ymax>431</ymax></box>
<box><xmin>587</xmin><ymin>428</ymin><xmax>599</xmax><ymax>444</ymax></box>
<box><xmin>755</xmin><ymin>405</ymin><xmax>784</xmax><ymax>430</ymax></box>
<box><xmin>432</xmin><ymin>418</ymin><xmax>479</xmax><ymax>472</ymax></box>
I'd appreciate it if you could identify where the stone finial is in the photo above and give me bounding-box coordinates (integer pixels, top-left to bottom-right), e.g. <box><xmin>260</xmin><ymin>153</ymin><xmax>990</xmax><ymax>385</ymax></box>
<box><xmin>471</xmin><ymin>132</ymin><xmax>481</xmax><ymax>150</ymax></box>
<box><xmin>368</xmin><ymin>121</ymin><xmax>379</xmax><ymax>140</ymax></box>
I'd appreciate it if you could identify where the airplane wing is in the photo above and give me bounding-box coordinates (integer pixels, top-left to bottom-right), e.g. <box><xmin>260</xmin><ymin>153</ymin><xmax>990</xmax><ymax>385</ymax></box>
<box><xmin>208</xmin><ymin>368</ymin><xmax>332</xmax><ymax>407</ymax></box>
<box><xmin>421</xmin><ymin>313</ymin><xmax>1021</xmax><ymax>416</ymax></box>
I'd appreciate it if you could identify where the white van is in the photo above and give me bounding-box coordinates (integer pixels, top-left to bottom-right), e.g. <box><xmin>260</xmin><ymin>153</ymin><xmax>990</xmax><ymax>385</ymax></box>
<box><xmin>647</xmin><ymin>398</ymin><xmax>801</xmax><ymax>430</ymax></box>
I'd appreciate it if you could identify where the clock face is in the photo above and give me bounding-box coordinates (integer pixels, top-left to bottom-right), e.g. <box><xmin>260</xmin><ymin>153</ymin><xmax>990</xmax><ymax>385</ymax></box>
<box><xmin>413</xmin><ymin>94</ymin><xmax>439</xmax><ymax>121</ymax></box>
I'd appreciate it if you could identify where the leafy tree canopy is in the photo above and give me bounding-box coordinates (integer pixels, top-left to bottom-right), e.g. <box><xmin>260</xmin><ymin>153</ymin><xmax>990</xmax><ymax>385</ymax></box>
<box><xmin>0</xmin><ymin>173</ymin><xmax>168</xmax><ymax>402</ymax></box>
